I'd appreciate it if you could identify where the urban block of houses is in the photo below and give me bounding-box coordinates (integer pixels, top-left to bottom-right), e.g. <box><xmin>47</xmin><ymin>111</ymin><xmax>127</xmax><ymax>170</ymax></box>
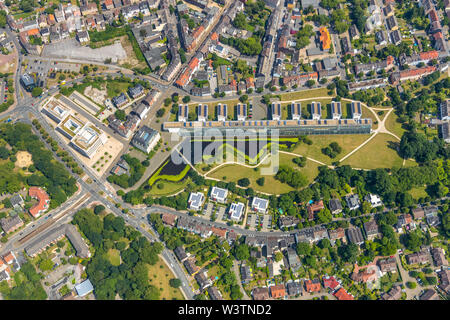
<box><xmin>25</xmin><ymin>224</ymin><xmax>90</xmax><ymax>258</ymax></box>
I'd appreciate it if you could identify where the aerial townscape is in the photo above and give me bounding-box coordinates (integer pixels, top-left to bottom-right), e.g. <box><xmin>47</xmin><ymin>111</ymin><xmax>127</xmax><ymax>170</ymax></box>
<box><xmin>0</xmin><ymin>0</ymin><xmax>448</xmax><ymax>304</ymax></box>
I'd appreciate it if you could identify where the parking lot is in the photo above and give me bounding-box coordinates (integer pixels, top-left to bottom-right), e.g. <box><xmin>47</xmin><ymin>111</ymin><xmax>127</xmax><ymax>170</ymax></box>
<box><xmin>202</xmin><ymin>202</ymin><xmax>215</xmax><ymax>220</ymax></box>
<box><xmin>246</xmin><ymin>213</ymin><xmax>272</xmax><ymax>231</ymax></box>
<box><xmin>251</xmin><ymin>97</ymin><xmax>266</xmax><ymax>120</ymax></box>
<box><xmin>216</xmin><ymin>206</ymin><xmax>227</xmax><ymax>223</ymax></box>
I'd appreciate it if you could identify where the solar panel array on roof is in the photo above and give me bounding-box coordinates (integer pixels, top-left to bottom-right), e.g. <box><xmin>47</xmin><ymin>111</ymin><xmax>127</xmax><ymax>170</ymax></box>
<box><xmin>178</xmin><ymin>104</ymin><xmax>189</xmax><ymax>121</ymax></box>
<box><xmin>291</xmin><ymin>102</ymin><xmax>301</xmax><ymax>120</ymax></box>
<box><xmin>311</xmin><ymin>102</ymin><xmax>322</xmax><ymax>120</ymax></box>
<box><xmin>331</xmin><ymin>101</ymin><xmax>342</xmax><ymax>120</ymax></box>
<box><xmin>351</xmin><ymin>101</ymin><xmax>362</xmax><ymax>120</ymax></box>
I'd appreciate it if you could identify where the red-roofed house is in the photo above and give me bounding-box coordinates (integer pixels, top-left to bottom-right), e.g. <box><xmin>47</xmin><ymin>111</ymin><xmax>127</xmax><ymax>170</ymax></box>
<box><xmin>323</xmin><ymin>276</ymin><xmax>340</xmax><ymax>290</ymax></box>
<box><xmin>211</xmin><ymin>32</ymin><xmax>219</xmax><ymax>42</ymax></box>
<box><xmin>333</xmin><ymin>287</ymin><xmax>354</xmax><ymax>300</ymax></box>
<box><xmin>304</xmin><ymin>279</ymin><xmax>321</xmax><ymax>293</ymax></box>
<box><xmin>29</xmin><ymin>187</ymin><xmax>50</xmax><ymax>218</ymax></box>
<box><xmin>270</xmin><ymin>284</ymin><xmax>286</xmax><ymax>299</ymax></box>
<box><xmin>307</xmin><ymin>200</ymin><xmax>324</xmax><ymax>220</ymax></box>
<box><xmin>419</xmin><ymin>50</ymin><xmax>439</xmax><ymax>61</ymax></box>
<box><xmin>2</xmin><ymin>252</ymin><xmax>15</xmax><ymax>265</ymax></box>
<box><xmin>211</xmin><ymin>227</ymin><xmax>227</xmax><ymax>238</ymax></box>
<box><xmin>161</xmin><ymin>213</ymin><xmax>177</xmax><ymax>226</ymax></box>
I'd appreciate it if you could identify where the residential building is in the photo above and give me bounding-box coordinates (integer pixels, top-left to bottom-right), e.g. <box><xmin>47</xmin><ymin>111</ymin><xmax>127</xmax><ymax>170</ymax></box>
<box><xmin>252</xmin><ymin>287</ymin><xmax>269</xmax><ymax>300</ymax></box>
<box><xmin>329</xmin><ymin>199</ymin><xmax>342</xmax><ymax>214</ymax></box>
<box><xmin>210</xmin><ymin>187</ymin><xmax>228</xmax><ymax>203</ymax></box>
<box><xmin>174</xmin><ymin>246</ymin><xmax>188</xmax><ymax>262</ymax></box>
<box><xmin>229</xmin><ymin>202</ymin><xmax>245</xmax><ymax>221</ymax></box>
<box><xmin>431</xmin><ymin>247</ymin><xmax>447</xmax><ymax>267</ymax></box>
<box><xmin>381</xmin><ymin>285</ymin><xmax>402</xmax><ymax>300</ymax></box>
<box><xmin>28</xmin><ymin>187</ymin><xmax>50</xmax><ymax>218</ymax></box>
<box><xmin>251</xmin><ymin>197</ymin><xmax>269</xmax><ymax>214</ymax></box>
<box><xmin>406</xmin><ymin>250</ymin><xmax>430</xmax><ymax>265</ymax></box>
<box><xmin>345</xmin><ymin>193</ymin><xmax>360</xmax><ymax>210</ymax></box>
<box><xmin>240</xmin><ymin>264</ymin><xmax>253</xmax><ymax>284</ymax></box>
<box><xmin>10</xmin><ymin>194</ymin><xmax>24</xmax><ymax>211</ymax></box>
<box><xmin>195</xmin><ymin>270</ymin><xmax>212</xmax><ymax>290</ymax></box>
<box><xmin>0</xmin><ymin>215</ymin><xmax>24</xmax><ymax>234</ymax></box>
<box><xmin>328</xmin><ymin>228</ymin><xmax>346</xmax><ymax>243</ymax></box>
<box><xmin>331</xmin><ymin>101</ymin><xmax>342</xmax><ymax>120</ymax></box>
<box><xmin>304</xmin><ymin>279</ymin><xmax>321</xmax><ymax>293</ymax></box>
<box><xmin>378</xmin><ymin>257</ymin><xmax>397</xmax><ymax>273</ymax></box>
<box><xmin>307</xmin><ymin>200</ymin><xmax>324</xmax><ymax>220</ymax></box>
<box><xmin>188</xmin><ymin>192</ymin><xmax>205</xmax><ymax>211</ymax></box>
<box><xmin>208</xmin><ymin>286</ymin><xmax>224</xmax><ymax>300</ymax></box>
<box><xmin>365</xmin><ymin>194</ymin><xmax>382</xmax><ymax>207</ymax></box>
<box><xmin>323</xmin><ymin>276</ymin><xmax>340</xmax><ymax>291</ymax></box>
<box><xmin>333</xmin><ymin>287</ymin><xmax>354</xmax><ymax>300</ymax></box>
<box><xmin>286</xmin><ymin>281</ymin><xmax>303</xmax><ymax>297</ymax></box>
<box><xmin>161</xmin><ymin>213</ymin><xmax>177</xmax><ymax>227</ymax></box>
<box><xmin>131</xmin><ymin>126</ymin><xmax>160</xmax><ymax>153</ymax></box>
<box><xmin>183</xmin><ymin>257</ymin><xmax>199</xmax><ymax>275</ymax></box>
<box><xmin>278</xmin><ymin>216</ymin><xmax>300</xmax><ymax>229</ymax></box>
<box><xmin>270</xmin><ymin>284</ymin><xmax>286</xmax><ymax>299</ymax></box>
<box><xmin>347</xmin><ymin>227</ymin><xmax>364</xmax><ymax>245</ymax></box>
<box><xmin>217</xmin><ymin>104</ymin><xmax>228</xmax><ymax>121</ymax></box>
<box><xmin>364</xmin><ymin>220</ymin><xmax>379</xmax><ymax>240</ymax></box>
<box><xmin>420</xmin><ymin>289</ymin><xmax>440</xmax><ymax>300</ymax></box>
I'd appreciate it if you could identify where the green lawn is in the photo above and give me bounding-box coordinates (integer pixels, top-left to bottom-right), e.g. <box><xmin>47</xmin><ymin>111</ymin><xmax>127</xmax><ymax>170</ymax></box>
<box><xmin>341</xmin><ymin>133</ymin><xmax>404</xmax><ymax>169</ymax></box>
<box><xmin>106</xmin><ymin>81</ymin><xmax>131</xmax><ymax>98</ymax></box>
<box><xmin>149</xmin><ymin>179</ymin><xmax>189</xmax><ymax>196</ymax></box>
<box><xmin>279</xmin><ymin>88</ymin><xmax>331</xmax><ymax>101</ymax></box>
<box><xmin>408</xmin><ymin>186</ymin><xmax>428</xmax><ymax>200</ymax></box>
<box><xmin>107</xmin><ymin>249</ymin><xmax>121</xmax><ymax>266</ymax></box>
<box><xmin>291</xmin><ymin>134</ymin><xmax>371</xmax><ymax>165</ymax></box>
<box><xmin>207</xmin><ymin>152</ymin><xmax>320</xmax><ymax>194</ymax></box>
<box><xmin>385</xmin><ymin>112</ymin><xmax>407</xmax><ymax>139</ymax></box>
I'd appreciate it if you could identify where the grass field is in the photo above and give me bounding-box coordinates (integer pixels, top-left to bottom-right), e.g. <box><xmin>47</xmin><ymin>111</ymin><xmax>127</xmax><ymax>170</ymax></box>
<box><xmin>385</xmin><ymin>112</ymin><xmax>407</xmax><ymax>139</ymax></box>
<box><xmin>147</xmin><ymin>257</ymin><xmax>184</xmax><ymax>300</ymax></box>
<box><xmin>408</xmin><ymin>186</ymin><xmax>428</xmax><ymax>200</ymax></box>
<box><xmin>208</xmin><ymin>152</ymin><xmax>320</xmax><ymax>194</ymax></box>
<box><xmin>340</xmin><ymin>133</ymin><xmax>404</xmax><ymax>169</ymax></box>
<box><xmin>107</xmin><ymin>249</ymin><xmax>121</xmax><ymax>266</ymax></box>
<box><xmin>106</xmin><ymin>81</ymin><xmax>131</xmax><ymax>98</ymax></box>
<box><xmin>291</xmin><ymin>134</ymin><xmax>371</xmax><ymax>165</ymax></box>
<box><xmin>149</xmin><ymin>179</ymin><xmax>189</xmax><ymax>196</ymax></box>
<box><xmin>279</xmin><ymin>88</ymin><xmax>331</xmax><ymax>101</ymax></box>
